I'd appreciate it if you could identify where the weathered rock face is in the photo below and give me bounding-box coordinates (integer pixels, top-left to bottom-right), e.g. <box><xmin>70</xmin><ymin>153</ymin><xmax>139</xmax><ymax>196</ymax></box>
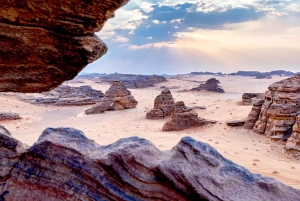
<box><xmin>0</xmin><ymin>0</ymin><xmax>129</xmax><ymax>93</ymax></box>
<box><xmin>251</xmin><ymin>75</ymin><xmax>300</xmax><ymax>140</ymax></box>
<box><xmin>1</xmin><ymin>126</ymin><xmax>300</xmax><ymax>201</ymax></box>
<box><xmin>20</xmin><ymin>85</ymin><xmax>104</xmax><ymax>106</ymax></box>
<box><xmin>242</xmin><ymin>93</ymin><xmax>264</xmax><ymax>105</ymax></box>
<box><xmin>191</xmin><ymin>78</ymin><xmax>224</xmax><ymax>93</ymax></box>
<box><xmin>162</xmin><ymin>101</ymin><xmax>209</xmax><ymax>131</ymax></box>
<box><xmin>76</xmin><ymin>73</ymin><xmax>167</xmax><ymax>88</ymax></box>
<box><xmin>85</xmin><ymin>81</ymin><xmax>138</xmax><ymax>114</ymax></box>
<box><xmin>146</xmin><ymin>89</ymin><xmax>175</xmax><ymax>119</ymax></box>
<box><xmin>0</xmin><ymin>112</ymin><xmax>21</xmax><ymax>121</ymax></box>
<box><xmin>286</xmin><ymin>115</ymin><xmax>300</xmax><ymax>155</ymax></box>
<box><xmin>246</xmin><ymin>75</ymin><xmax>300</xmax><ymax>143</ymax></box>
<box><xmin>244</xmin><ymin>98</ymin><xmax>265</xmax><ymax>129</ymax></box>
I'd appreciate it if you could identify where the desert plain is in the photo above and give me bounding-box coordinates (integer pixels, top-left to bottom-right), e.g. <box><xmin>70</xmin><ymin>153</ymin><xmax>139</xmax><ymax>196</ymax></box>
<box><xmin>0</xmin><ymin>74</ymin><xmax>299</xmax><ymax>189</ymax></box>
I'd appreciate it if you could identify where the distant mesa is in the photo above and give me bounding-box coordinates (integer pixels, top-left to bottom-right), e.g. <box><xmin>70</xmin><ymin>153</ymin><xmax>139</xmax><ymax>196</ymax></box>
<box><xmin>244</xmin><ymin>75</ymin><xmax>300</xmax><ymax>155</ymax></box>
<box><xmin>146</xmin><ymin>89</ymin><xmax>175</xmax><ymax>119</ymax></box>
<box><xmin>20</xmin><ymin>85</ymin><xmax>104</xmax><ymax>106</ymax></box>
<box><xmin>191</xmin><ymin>78</ymin><xmax>224</xmax><ymax>93</ymax></box>
<box><xmin>85</xmin><ymin>81</ymin><xmax>138</xmax><ymax>115</ymax></box>
<box><xmin>0</xmin><ymin>113</ymin><xmax>21</xmax><ymax>121</ymax></box>
<box><xmin>242</xmin><ymin>93</ymin><xmax>264</xmax><ymax>105</ymax></box>
<box><xmin>162</xmin><ymin>101</ymin><xmax>210</xmax><ymax>131</ymax></box>
<box><xmin>75</xmin><ymin>73</ymin><xmax>167</xmax><ymax>89</ymax></box>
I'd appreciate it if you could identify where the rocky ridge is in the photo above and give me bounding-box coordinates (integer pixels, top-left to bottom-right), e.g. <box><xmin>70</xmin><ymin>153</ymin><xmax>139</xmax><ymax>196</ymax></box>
<box><xmin>162</xmin><ymin>101</ymin><xmax>209</xmax><ymax>131</ymax></box>
<box><xmin>146</xmin><ymin>89</ymin><xmax>175</xmax><ymax>119</ymax></box>
<box><xmin>0</xmin><ymin>0</ymin><xmax>128</xmax><ymax>92</ymax></box>
<box><xmin>191</xmin><ymin>78</ymin><xmax>224</xmax><ymax>93</ymax></box>
<box><xmin>1</xmin><ymin>126</ymin><xmax>300</xmax><ymax>200</ymax></box>
<box><xmin>85</xmin><ymin>81</ymin><xmax>138</xmax><ymax>114</ymax></box>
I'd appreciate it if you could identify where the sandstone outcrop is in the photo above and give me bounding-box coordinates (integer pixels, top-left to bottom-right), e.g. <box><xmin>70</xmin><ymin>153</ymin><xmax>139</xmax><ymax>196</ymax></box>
<box><xmin>1</xmin><ymin>126</ymin><xmax>300</xmax><ymax>200</ymax></box>
<box><xmin>242</xmin><ymin>93</ymin><xmax>264</xmax><ymax>105</ymax></box>
<box><xmin>286</xmin><ymin>115</ymin><xmax>300</xmax><ymax>155</ymax></box>
<box><xmin>162</xmin><ymin>101</ymin><xmax>209</xmax><ymax>131</ymax></box>
<box><xmin>0</xmin><ymin>112</ymin><xmax>21</xmax><ymax>121</ymax></box>
<box><xmin>76</xmin><ymin>73</ymin><xmax>167</xmax><ymax>88</ymax></box>
<box><xmin>146</xmin><ymin>89</ymin><xmax>175</xmax><ymax>119</ymax></box>
<box><xmin>191</xmin><ymin>78</ymin><xmax>224</xmax><ymax>93</ymax></box>
<box><xmin>85</xmin><ymin>81</ymin><xmax>138</xmax><ymax>114</ymax></box>
<box><xmin>226</xmin><ymin>120</ymin><xmax>246</xmax><ymax>126</ymax></box>
<box><xmin>0</xmin><ymin>0</ymin><xmax>129</xmax><ymax>92</ymax></box>
<box><xmin>21</xmin><ymin>85</ymin><xmax>105</xmax><ymax>106</ymax></box>
<box><xmin>251</xmin><ymin>75</ymin><xmax>300</xmax><ymax>140</ymax></box>
<box><xmin>244</xmin><ymin>98</ymin><xmax>265</xmax><ymax>129</ymax></box>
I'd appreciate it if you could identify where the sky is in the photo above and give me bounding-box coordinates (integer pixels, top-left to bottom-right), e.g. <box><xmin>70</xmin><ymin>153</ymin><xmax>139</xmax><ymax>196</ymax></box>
<box><xmin>83</xmin><ymin>0</ymin><xmax>300</xmax><ymax>75</ymax></box>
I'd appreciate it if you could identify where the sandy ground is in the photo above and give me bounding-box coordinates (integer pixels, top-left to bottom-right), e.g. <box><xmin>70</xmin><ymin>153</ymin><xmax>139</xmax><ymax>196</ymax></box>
<box><xmin>1</xmin><ymin>75</ymin><xmax>300</xmax><ymax>189</ymax></box>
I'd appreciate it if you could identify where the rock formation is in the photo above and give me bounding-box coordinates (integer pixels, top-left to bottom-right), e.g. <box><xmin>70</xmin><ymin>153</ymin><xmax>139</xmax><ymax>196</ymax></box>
<box><xmin>146</xmin><ymin>89</ymin><xmax>175</xmax><ymax>119</ymax></box>
<box><xmin>162</xmin><ymin>101</ymin><xmax>209</xmax><ymax>131</ymax></box>
<box><xmin>20</xmin><ymin>85</ymin><xmax>104</xmax><ymax>106</ymax></box>
<box><xmin>76</xmin><ymin>73</ymin><xmax>167</xmax><ymax>88</ymax></box>
<box><xmin>191</xmin><ymin>78</ymin><xmax>224</xmax><ymax>93</ymax></box>
<box><xmin>0</xmin><ymin>0</ymin><xmax>129</xmax><ymax>92</ymax></box>
<box><xmin>85</xmin><ymin>81</ymin><xmax>138</xmax><ymax>114</ymax></box>
<box><xmin>0</xmin><ymin>112</ymin><xmax>21</xmax><ymax>121</ymax></box>
<box><xmin>242</xmin><ymin>93</ymin><xmax>264</xmax><ymax>105</ymax></box>
<box><xmin>246</xmin><ymin>75</ymin><xmax>300</xmax><ymax>142</ymax></box>
<box><xmin>1</xmin><ymin>126</ymin><xmax>300</xmax><ymax>200</ymax></box>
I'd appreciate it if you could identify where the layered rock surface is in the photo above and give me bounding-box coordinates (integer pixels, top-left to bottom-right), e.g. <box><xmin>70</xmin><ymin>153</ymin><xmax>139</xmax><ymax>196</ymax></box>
<box><xmin>85</xmin><ymin>81</ymin><xmax>138</xmax><ymax>114</ymax></box>
<box><xmin>244</xmin><ymin>98</ymin><xmax>265</xmax><ymax>129</ymax></box>
<box><xmin>286</xmin><ymin>115</ymin><xmax>300</xmax><ymax>155</ymax></box>
<box><xmin>146</xmin><ymin>89</ymin><xmax>175</xmax><ymax>119</ymax></box>
<box><xmin>1</xmin><ymin>126</ymin><xmax>300</xmax><ymax>200</ymax></box>
<box><xmin>20</xmin><ymin>85</ymin><xmax>104</xmax><ymax>106</ymax></box>
<box><xmin>191</xmin><ymin>78</ymin><xmax>224</xmax><ymax>93</ymax></box>
<box><xmin>250</xmin><ymin>75</ymin><xmax>300</xmax><ymax>139</ymax></box>
<box><xmin>0</xmin><ymin>0</ymin><xmax>129</xmax><ymax>92</ymax></box>
<box><xmin>162</xmin><ymin>101</ymin><xmax>209</xmax><ymax>131</ymax></box>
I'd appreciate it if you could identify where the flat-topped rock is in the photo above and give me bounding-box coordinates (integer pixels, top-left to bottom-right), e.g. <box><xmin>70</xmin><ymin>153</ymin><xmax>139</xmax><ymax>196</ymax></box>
<box><xmin>226</xmin><ymin>120</ymin><xmax>246</xmax><ymax>126</ymax></box>
<box><xmin>191</xmin><ymin>78</ymin><xmax>224</xmax><ymax>93</ymax></box>
<box><xmin>162</xmin><ymin>101</ymin><xmax>209</xmax><ymax>131</ymax></box>
<box><xmin>146</xmin><ymin>89</ymin><xmax>175</xmax><ymax>119</ymax></box>
<box><xmin>1</xmin><ymin>126</ymin><xmax>300</xmax><ymax>200</ymax></box>
<box><xmin>20</xmin><ymin>85</ymin><xmax>104</xmax><ymax>106</ymax></box>
<box><xmin>85</xmin><ymin>81</ymin><xmax>138</xmax><ymax>114</ymax></box>
<box><xmin>0</xmin><ymin>112</ymin><xmax>21</xmax><ymax>121</ymax></box>
<box><xmin>0</xmin><ymin>0</ymin><xmax>129</xmax><ymax>92</ymax></box>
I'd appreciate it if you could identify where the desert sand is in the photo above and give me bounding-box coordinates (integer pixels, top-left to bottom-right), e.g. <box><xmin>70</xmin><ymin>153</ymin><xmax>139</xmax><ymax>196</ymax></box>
<box><xmin>1</xmin><ymin>75</ymin><xmax>300</xmax><ymax>189</ymax></box>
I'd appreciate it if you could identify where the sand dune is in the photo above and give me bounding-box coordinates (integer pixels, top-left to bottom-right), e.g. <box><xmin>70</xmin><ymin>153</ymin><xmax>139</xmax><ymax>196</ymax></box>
<box><xmin>1</xmin><ymin>75</ymin><xmax>300</xmax><ymax>189</ymax></box>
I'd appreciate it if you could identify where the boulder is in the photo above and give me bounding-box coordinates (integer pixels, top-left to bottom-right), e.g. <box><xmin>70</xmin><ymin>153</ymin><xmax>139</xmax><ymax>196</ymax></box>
<box><xmin>146</xmin><ymin>89</ymin><xmax>175</xmax><ymax>119</ymax></box>
<box><xmin>242</xmin><ymin>93</ymin><xmax>264</xmax><ymax>105</ymax></box>
<box><xmin>0</xmin><ymin>0</ymin><xmax>129</xmax><ymax>92</ymax></box>
<box><xmin>0</xmin><ymin>112</ymin><xmax>21</xmax><ymax>121</ymax></box>
<box><xmin>1</xmin><ymin>127</ymin><xmax>300</xmax><ymax>200</ymax></box>
<box><xmin>85</xmin><ymin>81</ymin><xmax>138</xmax><ymax>114</ymax></box>
<box><xmin>162</xmin><ymin>101</ymin><xmax>209</xmax><ymax>131</ymax></box>
<box><xmin>191</xmin><ymin>78</ymin><xmax>224</xmax><ymax>93</ymax></box>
